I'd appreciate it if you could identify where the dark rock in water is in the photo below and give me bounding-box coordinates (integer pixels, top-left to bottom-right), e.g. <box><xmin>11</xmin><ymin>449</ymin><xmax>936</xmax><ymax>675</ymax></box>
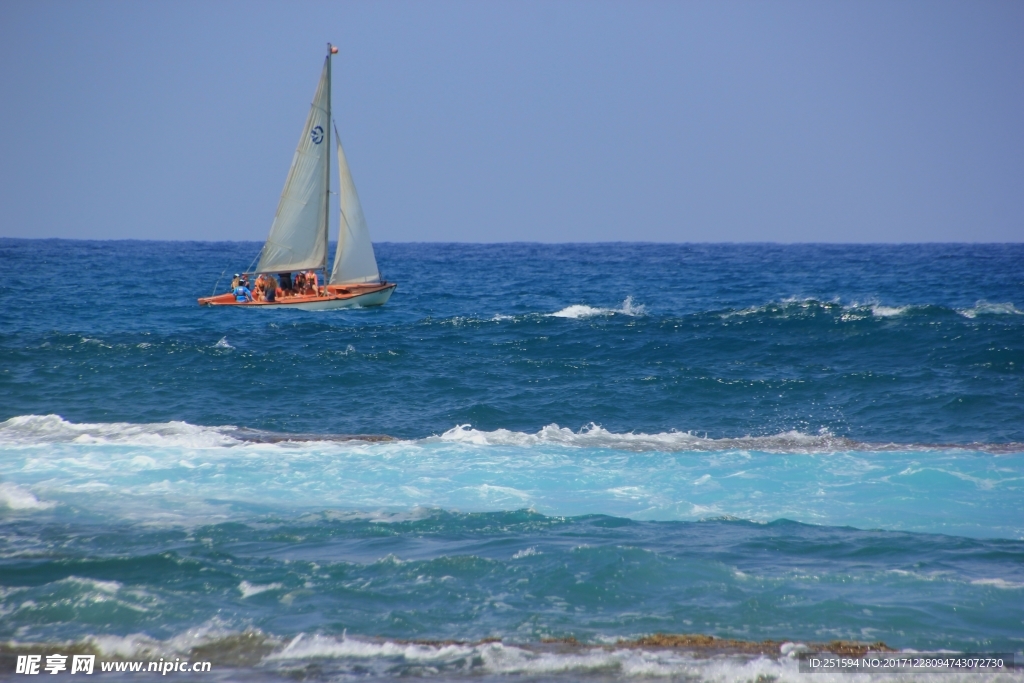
<box><xmin>616</xmin><ymin>633</ymin><xmax>895</xmax><ymax>656</ymax></box>
<box><xmin>231</xmin><ymin>428</ymin><xmax>395</xmax><ymax>443</ymax></box>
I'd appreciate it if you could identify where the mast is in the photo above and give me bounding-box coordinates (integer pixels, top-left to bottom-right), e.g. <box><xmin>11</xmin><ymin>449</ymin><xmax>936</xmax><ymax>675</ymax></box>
<box><xmin>322</xmin><ymin>43</ymin><xmax>336</xmax><ymax>277</ymax></box>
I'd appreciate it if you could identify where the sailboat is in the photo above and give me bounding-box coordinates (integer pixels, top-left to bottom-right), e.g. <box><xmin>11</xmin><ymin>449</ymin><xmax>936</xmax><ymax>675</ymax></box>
<box><xmin>199</xmin><ymin>44</ymin><xmax>396</xmax><ymax>310</ymax></box>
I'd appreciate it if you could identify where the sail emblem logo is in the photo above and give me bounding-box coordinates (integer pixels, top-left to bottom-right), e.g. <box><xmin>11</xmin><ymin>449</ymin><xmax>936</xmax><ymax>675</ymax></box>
<box><xmin>310</xmin><ymin>125</ymin><xmax>324</xmax><ymax>144</ymax></box>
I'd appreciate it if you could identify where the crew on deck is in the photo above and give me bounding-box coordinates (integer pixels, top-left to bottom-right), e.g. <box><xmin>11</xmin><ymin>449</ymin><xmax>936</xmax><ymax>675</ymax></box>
<box><xmin>233</xmin><ymin>271</ymin><xmax>322</xmax><ymax>302</ymax></box>
<box><xmin>233</xmin><ymin>280</ymin><xmax>253</xmax><ymax>302</ymax></box>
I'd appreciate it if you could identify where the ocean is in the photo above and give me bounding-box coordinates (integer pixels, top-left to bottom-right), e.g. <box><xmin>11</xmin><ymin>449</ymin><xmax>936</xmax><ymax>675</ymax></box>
<box><xmin>0</xmin><ymin>240</ymin><xmax>1022</xmax><ymax>681</ymax></box>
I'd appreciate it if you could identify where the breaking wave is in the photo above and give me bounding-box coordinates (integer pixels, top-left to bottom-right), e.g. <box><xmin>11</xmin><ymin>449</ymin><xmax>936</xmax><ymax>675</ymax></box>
<box><xmin>435</xmin><ymin>423</ymin><xmax>859</xmax><ymax>453</ymax></box>
<box><xmin>0</xmin><ymin>482</ymin><xmax>54</xmax><ymax>510</ymax></box>
<box><xmin>2</xmin><ymin>415</ymin><xmax>1020</xmax><ymax>454</ymax></box>
<box><xmin>435</xmin><ymin>423</ymin><xmax>1024</xmax><ymax>454</ymax></box>
<box><xmin>0</xmin><ymin>630</ymin><xmax>1015</xmax><ymax>681</ymax></box>
<box><xmin>549</xmin><ymin>296</ymin><xmax>646</xmax><ymax>319</ymax></box>
<box><xmin>957</xmin><ymin>300</ymin><xmax>1023</xmax><ymax>319</ymax></box>
<box><xmin>0</xmin><ymin>414</ymin><xmax>243</xmax><ymax>448</ymax></box>
<box><xmin>719</xmin><ymin>296</ymin><xmax>1023</xmax><ymax>322</ymax></box>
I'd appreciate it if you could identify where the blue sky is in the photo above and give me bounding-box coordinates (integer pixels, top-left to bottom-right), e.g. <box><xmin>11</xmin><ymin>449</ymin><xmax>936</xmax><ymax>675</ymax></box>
<box><xmin>1</xmin><ymin>1</ymin><xmax>1021</xmax><ymax>242</ymax></box>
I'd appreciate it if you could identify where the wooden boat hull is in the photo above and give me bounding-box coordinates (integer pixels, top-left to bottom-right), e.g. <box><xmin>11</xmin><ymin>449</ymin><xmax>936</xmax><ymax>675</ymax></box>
<box><xmin>198</xmin><ymin>283</ymin><xmax>396</xmax><ymax>310</ymax></box>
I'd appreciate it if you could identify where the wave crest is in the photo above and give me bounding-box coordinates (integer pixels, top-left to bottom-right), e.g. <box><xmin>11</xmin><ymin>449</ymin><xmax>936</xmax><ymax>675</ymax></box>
<box><xmin>549</xmin><ymin>296</ymin><xmax>646</xmax><ymax>319</ymax></box>
<box><xmin>435</xmin><ymin>423</ymin><xmax>857</xmax><ymax>453</ymax></box>
<box><xmin>0</xmin><ymin>415</ymin><xmax>241</xmax><ymax>448</ymax></box>
<box><xmin>0</xmin><ymin>630</ymin><xmax>922</xmax><ymax>680</ymax></box>
<box><xmin>0</xmin><ymin>482</ymin><xmax>54</xmax><ymax>510</ymax></box>
<box><xmin>4</xmin><ymin>416</ymin><xmax>1019</xmax><ymax>453</ymax></box>
<box><xmin>957</xmin><ymin>300</ymin><xmax>1023</xmax><ymax>319</ymax></box>
<box><xmin>721</xmin><ymin>297</ymin><xmax>1023</xmax><ymax>322</ymax></box>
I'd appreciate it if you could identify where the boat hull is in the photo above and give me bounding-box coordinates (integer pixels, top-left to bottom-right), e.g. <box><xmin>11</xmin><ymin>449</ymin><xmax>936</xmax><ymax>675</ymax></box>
<box><xmin>198</xmin><ymin>283</ymin><xmax>396</xmax><ymax>310</ymax></box>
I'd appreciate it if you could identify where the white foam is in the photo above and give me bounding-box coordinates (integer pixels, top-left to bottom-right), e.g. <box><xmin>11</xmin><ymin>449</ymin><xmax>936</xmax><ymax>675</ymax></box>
<box><xmin>12</xmin><ymin>577</ymin><xmax>157</xmax><ymax>615</ymax></box>
<box><xmin>467</xmin><ymin>483</ymin><xmax>532</xmax><ymax>502</ymax></box>
<box><xmin>549</xmin><ymin>297</ymin><xmax>646</xmax><ymax>319</ymax></box>
<box><xmin>312</xmin><ymin>507</ymin><xmax>440</xmax><ymax>524</ymax></box>
<box><xmin>79</xmin><ymin>337</ymin><xmax>112</xmax><ymax>348</ymax></box>
<box><xmin>958</xmin><ymin>300</ymin><xmax>1023</xmax><ymax>319</ymax></box>
<box><xmin>970</xmin><ymin>578</ymin><xmax>1024</xmax><ymax>590</ymax></box>
<box><xmin>840</xmin><ymin>299</ymin><xmax>916</xmax><ymax>319</ymax></box>
<box><xmin>4</xmin><ymin>627</ymin><xmax>1017</xmax><ymax>682</ymax></box>
<box><xmin>0</xmin><ymin>415</ymin><xmax>242</xmax><ymax>448</ymax></box>
<box><xmin>85</xmin><ymin>619</ymin><xmax>256</xmax><ymax>659</ymax></box>
<box><xmin>550</xmin><ymin>304</ymin><xmax>613</xmax><ymax>319</ymax></box>
<box><xmin>5</xmin><ymin>414</ymin><xmax>995</xmax><ymax>456</ymax></box>
<box><xmin>619</xmin><ymin>296</ymin><xmax>646</xmax><ymax>316</ymax></box>
<box><xmin>779</xmin><ymin>642</ymin><xmax>813</xmax><ymax>657</ymax></box>
<box><xmin>435</xmin><ymin>423</ymin><xmax>852</xmax><ymax>453</ymax></box>
<box><xmin>723</xmin><ymin>297</ymin><xmax>838</xmax><ymax>319</ymax></box>
<box><xmin>724</xmin><ymin>297</ymin><xmax>936</xmax><ymax>322</ymax></box>
<box><xmin>61</xmin><ymin>577</ymin><xmax>123</xmax><ymax>594</ymax></box>
<box><xmin>870</xmin><ymin>304</ymin><xmax>910</xmax><ymax>318</ymax></box>
<box><xmin>263</xmin><ymin>638</ymin><xmax>847</xmax><ymax>681</ymax></box>
<box><xmin>716</xmin><ymin>295</ymin><xmax>1024</xmax><ymax>324</ymax></box>
<box><xmin>213</xmin><ymin>336</ymin><xmax>234</xmax><ymax>349</ymax></box>
<box><xmin>0</xmin><ymin>418</ymin><xmax>1017</xmax><ymax>536</ymax></box>
<box><xmin>239</xmin><ymin>581</ymin><xmax>283</xmax><ymax>598</ymax></box>
<box><xmin>0</xmin><ymin>482</ymin><xmax>54</xmax><ymax>510</ymax></box>
<box><xmin>87</xmin><ymin>633</ymin><xmax>165</xmax><ymax>659</ymax></box>
<box><xmin>327</xmin><ymin>344</ymin><xmax>357</xmax><ymax>356</ymax></box>
<box><xmin>268</xmin><ymin>633</ymin><xmax>476</xmax><ymax>662</ymax></box>
<box><xmin>478</xmin><ymin>644</ymin><xmax>1018</xmax><ymax>681</ymax></box>
<box><xmin>480</xmin><ymin>643</ymin><xmax>627</xmax><ymax>675</ymax></box>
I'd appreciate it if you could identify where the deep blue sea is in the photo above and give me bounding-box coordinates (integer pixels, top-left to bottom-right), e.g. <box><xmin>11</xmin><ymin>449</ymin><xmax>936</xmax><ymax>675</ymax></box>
<box><xmin>1</xmin><ymin>240</ymin><xmax>1022</xmax><ymax>681</ymax></box>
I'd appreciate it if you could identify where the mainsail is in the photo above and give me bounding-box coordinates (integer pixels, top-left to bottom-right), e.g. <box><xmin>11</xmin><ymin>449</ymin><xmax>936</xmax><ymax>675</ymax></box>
<box><xmin>256</xmin><ymin>53</ymin><xmax>332</xmax><ymax>274</ymax></box>
<box><xmin>329</xmin><ymin>124</ymin><xmax>381</xmax><ymax>284</ymax></box>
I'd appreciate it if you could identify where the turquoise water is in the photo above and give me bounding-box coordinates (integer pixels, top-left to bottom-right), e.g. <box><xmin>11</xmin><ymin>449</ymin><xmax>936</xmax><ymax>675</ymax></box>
<box><xmin>0</xmin><ymin>240</ymin><xmax>1022</xmax><ymax>680</ymax></box>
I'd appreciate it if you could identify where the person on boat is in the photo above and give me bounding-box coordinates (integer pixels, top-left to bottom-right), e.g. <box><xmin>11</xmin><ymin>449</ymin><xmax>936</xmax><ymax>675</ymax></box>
<box><xmin>264</xmin><ymin>274</ymin><xmax>278</xmax><ymax>302</ymax></box>
<box><xmin>233</xmin><ymin>281</ymin><xmax>253</xmax><ymax>303</ymax></box>
<box><xmin>230</xmin><ymin>273</ymin><xmax>241</xmax><ymax>290</ymax></box>
<box><xmin>279</xmin><ymin>272</ymin><xmax>293</xmax><ymax>295</ymax></box>
<box><xmin>305</xmin><ymin>270</ymin><xmax>319</xmax><ymax>295</ymax></box>
<box><xmin>252</xmin><ymin>274</ymin><xmax>266</xmax><ymax>301</ymax></box>
<box><xmin>294</xmin><ymin>271</ymin><xmax>307</xmax><ymax>295</ymax></box>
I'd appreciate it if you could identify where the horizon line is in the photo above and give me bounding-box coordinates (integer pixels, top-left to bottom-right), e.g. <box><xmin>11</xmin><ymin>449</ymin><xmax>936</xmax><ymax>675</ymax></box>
<box><xmin>2</xmin><ymin>237</ymin><xmax>1022</xmax><ymax>246</ymax></box>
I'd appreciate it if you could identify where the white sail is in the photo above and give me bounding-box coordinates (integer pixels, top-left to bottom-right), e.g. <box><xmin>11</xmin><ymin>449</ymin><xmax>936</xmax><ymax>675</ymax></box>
<box><xmin>329</xmin><ymin>125</ymin><xmax>381</xmax><ymax>284</ymax></box>
<box><xmin>256</xmin><ymin>54</ymin><xmax>332</xmax><ymax>274</ymax></box>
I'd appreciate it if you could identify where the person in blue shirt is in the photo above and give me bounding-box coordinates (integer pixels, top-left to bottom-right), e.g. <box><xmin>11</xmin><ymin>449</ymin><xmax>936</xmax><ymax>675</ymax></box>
<box><xmin>233</xmin><ymin>283</ymin><xmax>253</xmax><ymax>303</ymax></box>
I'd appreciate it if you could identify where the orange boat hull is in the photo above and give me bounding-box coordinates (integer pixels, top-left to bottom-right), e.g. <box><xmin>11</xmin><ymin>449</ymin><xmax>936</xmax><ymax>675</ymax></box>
<box><xmin>198</xmin><ymin>283</ymin><xmax>396</xmax><ymax>310</ymax></box>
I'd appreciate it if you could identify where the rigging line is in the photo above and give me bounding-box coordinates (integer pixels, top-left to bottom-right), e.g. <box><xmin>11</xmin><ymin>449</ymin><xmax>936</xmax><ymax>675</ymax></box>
<box><xmin>244</xmin><ymin>247</ymin><xmax>261</xmax><ymax>276</ymax></box>
<box><xmin>210</xmin><ymin>270</ymin><xmax>226</xmax><ymax>298</ymax></box>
